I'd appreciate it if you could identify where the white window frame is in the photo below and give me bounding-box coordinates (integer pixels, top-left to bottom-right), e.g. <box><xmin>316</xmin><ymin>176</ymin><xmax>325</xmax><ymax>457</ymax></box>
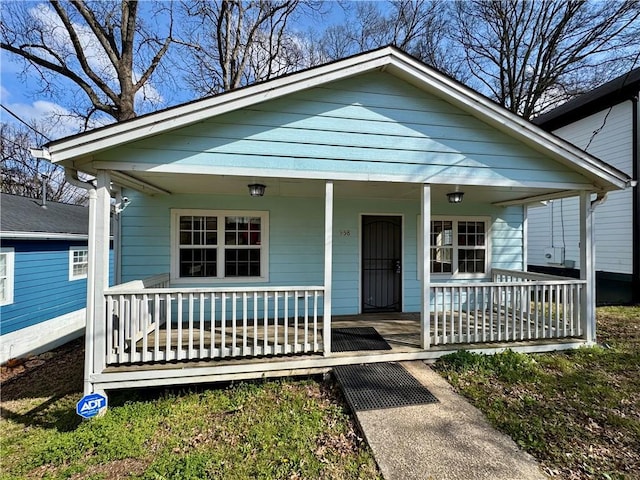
<box><xmin>418</xmin><ymin>215</ymin><xmax>491</xmax><ymax>279</ymax></box>
<box><xmin>69</xmin><ymin>246</ymin><xmax>89</xmax><ymax>281</ymax></box>
<box><xmin>170</xmin><ymin>209</ymin><xmax>270</xmax><ymax>284</ymax></box>
<box><xmin>0</xmin><ymin>247</ymin><xmax>15</xmax><ymax>306</ymax></box>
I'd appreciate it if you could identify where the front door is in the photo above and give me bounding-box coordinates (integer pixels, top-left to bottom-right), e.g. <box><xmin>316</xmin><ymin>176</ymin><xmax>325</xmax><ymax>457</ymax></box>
<box><xmin>361</xmin><ymin>215</ymin><xmax>402</xmax><ymax>312</ymax></box>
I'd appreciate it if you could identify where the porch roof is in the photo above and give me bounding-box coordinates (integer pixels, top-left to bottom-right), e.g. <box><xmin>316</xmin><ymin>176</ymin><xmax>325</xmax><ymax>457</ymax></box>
<box><xmin>39</xmin><ymin>46</ymin><xmax>631</xmax><ymax>199</ymax></box>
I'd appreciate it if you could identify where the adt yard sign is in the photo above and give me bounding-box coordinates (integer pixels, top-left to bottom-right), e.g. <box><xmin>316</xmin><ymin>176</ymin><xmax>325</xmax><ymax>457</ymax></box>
<box><xmin>76</xmin><ymin>393</ymin><xmax>108</xmax><ymax>419</ymax></box>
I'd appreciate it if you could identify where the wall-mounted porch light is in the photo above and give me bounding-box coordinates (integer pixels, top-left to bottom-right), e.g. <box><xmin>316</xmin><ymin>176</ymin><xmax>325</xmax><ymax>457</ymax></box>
<box><xmin>248</xmin><ymin>183</ymin><xmax>266</xmax><ymax>197</ymax></box>
<box><xmin>446</xmin><ymin>188</ymin><xmax>464</xmax><ymax>204</ymax></box>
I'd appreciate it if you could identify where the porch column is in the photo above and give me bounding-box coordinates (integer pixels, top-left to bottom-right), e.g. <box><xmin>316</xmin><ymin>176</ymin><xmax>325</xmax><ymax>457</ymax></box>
<box><xmin>90</xmin><ymin>170</ymin><xmax>111</xmax><ymax>392</ymax></box>
<box><xmin>323</xmin><ymin>180</ymin><xmax>334</xmax><ymax>356</ymax></box>
<box><xmin>83</xmin><ymin>186</ymin><xmax>97</xmax><ymax>396</ymax></box>
<box><xmin>579</xmin><ymin>191</ymin><xmax>595</xmax><ymax>344</ymax></box>
<box><xmin>421</xmin><ymin>183</ymin><xmax>431</xmax><ymax>349</ymax></box>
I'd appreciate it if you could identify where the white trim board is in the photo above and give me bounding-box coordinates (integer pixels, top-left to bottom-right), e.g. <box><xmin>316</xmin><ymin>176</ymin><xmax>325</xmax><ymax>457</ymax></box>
<box><xmin>0</xmin><ymin>309</ymin><xmax>86</xmax><ymax>363</ymax></box>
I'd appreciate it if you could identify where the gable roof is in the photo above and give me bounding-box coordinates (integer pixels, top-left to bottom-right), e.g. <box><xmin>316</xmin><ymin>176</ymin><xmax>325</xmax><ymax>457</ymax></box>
<box><xmin>42</xmin><ymin>46</ymin><xmax>631</xmax><ymax>192</ymax></box>
<box><xmin>0</xmin><ymin>193</ymin><xmax>89</xmax><ymax>239</ymax></box>
<box><xmin>533</xmin><ymin>68</ymin><xmax>640</xmax><ymax>131</ymax></box>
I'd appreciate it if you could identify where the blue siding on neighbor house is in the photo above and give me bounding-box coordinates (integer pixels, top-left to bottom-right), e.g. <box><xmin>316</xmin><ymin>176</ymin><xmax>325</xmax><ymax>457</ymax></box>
<box><xmin>100</xmin><ymin>73</ymin><xmax>590</xmax><ymax>187</ymax></box>
<box><xmin>0</xmin><ymin>240</ymin><xmax>114</xmax><ymax>335</ymax></box>
<box><xmin>120</xmin><ymin>190</ymin><xmax>523</xmax><ymax>315</ymax></box>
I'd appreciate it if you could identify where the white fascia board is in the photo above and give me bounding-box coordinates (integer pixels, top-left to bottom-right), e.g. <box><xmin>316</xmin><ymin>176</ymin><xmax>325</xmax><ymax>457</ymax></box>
<box><xmin>91</xmin><ymin>161</ymin><xmax>595</xmax><ymax>190</ymax></box>
<box><xmin>47</xmin><ymin>50</ymin><xmax>395</xmax><ymax>163</ymax></box>
<box><xmin>1</xmin><ymin>231</ymin><xmax>89</xmax><ymax>240</ymax></box>
<box><xmin>385</xmin><ymin>56</ymin><xmax>630</xmax><ymax>190</ymax></box>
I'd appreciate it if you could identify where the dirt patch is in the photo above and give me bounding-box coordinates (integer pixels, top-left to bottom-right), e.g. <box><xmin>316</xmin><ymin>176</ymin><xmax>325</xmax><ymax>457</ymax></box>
<box><xmin>1</xmin><ymin>337</ymin><xmax>85</xmax><ymax>400</ymax></box>
<box><xmin>70</xmin><ymin>458</ymin><xmax>150</xmax><ymax>480</ymax></box>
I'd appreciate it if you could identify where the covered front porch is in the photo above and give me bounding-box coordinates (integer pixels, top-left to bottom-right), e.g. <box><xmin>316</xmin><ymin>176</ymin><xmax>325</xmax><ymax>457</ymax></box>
<box><xmin>91</xmin><ymin>266</ymin><xmax>589</xmax><ymax>390</ymax></box>
<box><xmin>75</xmin><ymin>172</ymin><xmax>600</xmax><ymax>394</ymax></box>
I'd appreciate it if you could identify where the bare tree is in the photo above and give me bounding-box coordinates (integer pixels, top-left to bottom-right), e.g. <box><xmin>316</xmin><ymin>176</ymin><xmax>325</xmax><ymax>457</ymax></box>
<box><xmin>310</xmin><ymin>1</ymin><xmax>463</xmax><ymax>79</ymax></box>
<box><xmin>179</xmin><ymin>0</ymin><xmax>317</xmax><ymax>96</ymax></box>
<box><xmin>1</xmin><ymin>122</ymin><xmax>87</xmax><ymax>204</ymax></box>
<box><xmin>453</xmin><ymin>0</ymin><xmax>640</xmax><ymax>119</ymax></box>
<box><xmin>1</xmin><ymin>0</ymin><xmax>175</xmax><ymax>126</ymax></box>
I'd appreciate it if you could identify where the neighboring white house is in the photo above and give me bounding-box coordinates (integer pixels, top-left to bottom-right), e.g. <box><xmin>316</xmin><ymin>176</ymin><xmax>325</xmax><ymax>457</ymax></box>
<box><xmin>528</xmin><ymin>68</ymin><xmax>639</xmax><ymax>305</ymax></box>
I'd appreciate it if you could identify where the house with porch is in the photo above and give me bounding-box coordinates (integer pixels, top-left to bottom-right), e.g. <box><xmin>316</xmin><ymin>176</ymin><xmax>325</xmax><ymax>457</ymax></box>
<box><xmin>34</xmin><ymin>47</ymin><xmax>632</xmax><ymax>397</ymax></box>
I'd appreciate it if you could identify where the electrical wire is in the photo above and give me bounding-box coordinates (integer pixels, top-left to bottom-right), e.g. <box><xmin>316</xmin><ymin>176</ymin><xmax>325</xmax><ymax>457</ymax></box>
<box><xmin>0</xmin><ymin>104</ymin><xmax>52</xmax><ymax>142</ymax></box>
<box><xmin>584</xmin><ymin>50</ymin><xmax>640</xmax><ymax>151</ymax></box>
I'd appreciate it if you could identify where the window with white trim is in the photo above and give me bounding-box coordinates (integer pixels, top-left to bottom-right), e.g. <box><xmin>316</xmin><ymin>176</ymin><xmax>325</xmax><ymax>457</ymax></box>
<box><xmin>69</xmin><ymin>246</ymin><xmax>89</xmax><ymax>280</ymax></box>
<box><xmin>418</xmin><ymin>216</ymin><xmax>490</xmax><ymax>278</ymax></box>
<box><xmin>0</xmin><ymin>248</ymin><xmax>15</xmax><ymax>306</ymax></box>
<box><xmin>171</xmin><ymin>210</ymin><xmax>269</xmax><ymax>282</ymax></box>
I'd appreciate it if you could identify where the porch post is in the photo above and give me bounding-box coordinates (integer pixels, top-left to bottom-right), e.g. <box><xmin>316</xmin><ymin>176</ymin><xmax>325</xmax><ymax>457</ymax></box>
<box><xmin>92</xmin><ymin>170</ymin><xmax>112</xmax><ymax>383</ymax></box>
<box><xmin>83</xmin><ymin>186</ymin><xmax>97</xmax><ymax>396</ymax></box>
<box><xmin>579</xmin><ymin>191</ymin><xmax>595</xmax><ymax>344</ymax></box>
<box><xmin>421</xmin><ymin>183</ymin><xmax>431</xmax><ymax>349</ymax></box>
<box><xmin>323</xmin><ymin>180</ymin><xmax>334</xmax><ymax>356</ymax></box>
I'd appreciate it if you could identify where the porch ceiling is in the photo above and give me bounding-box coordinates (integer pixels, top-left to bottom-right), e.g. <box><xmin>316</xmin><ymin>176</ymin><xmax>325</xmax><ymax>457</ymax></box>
<box><xmin>112</xmin><ymin>171</ymin><xmax>571</xmax><ymax>205</ymax></box>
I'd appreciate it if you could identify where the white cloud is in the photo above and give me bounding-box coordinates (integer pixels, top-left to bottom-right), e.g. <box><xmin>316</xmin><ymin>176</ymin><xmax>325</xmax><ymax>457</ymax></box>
<box><xmin>0</xmin><ymin>93</ymin><xmax>107</xmax><ymax>140</ymax></box>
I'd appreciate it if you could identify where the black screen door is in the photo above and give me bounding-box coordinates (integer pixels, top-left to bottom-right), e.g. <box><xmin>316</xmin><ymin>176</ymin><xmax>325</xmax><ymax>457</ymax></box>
<box><xmin>361</xmin><ymin>215</ymin><xmax>402</xmax><ymax>312</ymax></box>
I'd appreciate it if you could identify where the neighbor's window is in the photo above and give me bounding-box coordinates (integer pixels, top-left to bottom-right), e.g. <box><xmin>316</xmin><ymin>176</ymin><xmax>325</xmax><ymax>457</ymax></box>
<box><xmin>418</xmin><ymin>217</ymin><xmax>490</xmax><ymax>277</ymax></box>
<box><xmin>69</xmin><ymin>247</ymin><xmax>89</xmax><ymax>280</ymax></box>
<box><xmin>172</xmin><ymin>210</ymin><xmax>268</xmax><ymax>282</ymax></box>
<box><xmin>0</xmin><ymin>247</ymin><xmax>15</xmax><ymax>306</ymax></box>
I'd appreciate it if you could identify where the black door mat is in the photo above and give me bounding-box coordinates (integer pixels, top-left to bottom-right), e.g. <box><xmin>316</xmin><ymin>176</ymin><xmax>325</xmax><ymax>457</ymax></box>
<box><xmin>333</xmin><ymin>362</ymin><xmax>439</xmax><ymax>411</ymax></box>
<box><xmin>331</xmin><ymin>327</ymin><xmax>392</xmax><ymax>352</ymax></box>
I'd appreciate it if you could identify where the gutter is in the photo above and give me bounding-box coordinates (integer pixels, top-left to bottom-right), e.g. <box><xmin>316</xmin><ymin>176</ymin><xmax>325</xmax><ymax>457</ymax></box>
<box><xmin>1</xmin><ymin>232</ymin><xmax>89</xmax><ymax>240</ymax></box>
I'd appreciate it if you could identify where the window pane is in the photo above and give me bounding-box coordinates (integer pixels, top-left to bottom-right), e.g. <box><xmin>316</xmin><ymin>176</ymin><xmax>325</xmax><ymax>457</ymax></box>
<box><xmin>431</xmin><ymin>221</ymin><xmax>452</xmax><ymax>247</ymax></box>
<box><xmin>0</xmin><ymin>254</ymin><xmax>7</xmax><ymax>277</ymax></box>
<box><xmin>225</xmin><ymin>216</ymin><xmax>261</xmax><ymax>246</ymax></box>
<box><xmin>458</xmin><ymin>221</ymin><xmax>485</xmax><ymax>248</ymax></box>
<box><xmin>180</xmin><ymin>216</ymin><xmax>217</xmax><ymax>247</ymax></box>
<box><xmin>458</xmin><ymin>249</ymin><xmax>485</xmax><ymax>274</ymax></box>
<box><xmin>225</xmin><ymin>248</ymin><xmax>261</xmax><ymax>277</ymax></box>
<box><xmin>180</xmin><ymin>248</ymin><xmax>217</xmax><ymax>277</ymax></box>
<box><xmin>430</xmin><ymin>247</ymin><xmax>452</xmax><ymax>273</ymax></box>
<box><xmin>0</xmin><ymin>278</ymin><xmax>5</xmax><ymax>302</ymax></box>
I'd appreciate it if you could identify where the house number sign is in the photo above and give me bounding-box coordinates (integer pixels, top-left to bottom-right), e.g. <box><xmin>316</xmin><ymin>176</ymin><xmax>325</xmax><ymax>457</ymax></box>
<box><xmin>340</xmin><ymin>230</ymin><xmax>351</xmax><ymax>237</ymax></box>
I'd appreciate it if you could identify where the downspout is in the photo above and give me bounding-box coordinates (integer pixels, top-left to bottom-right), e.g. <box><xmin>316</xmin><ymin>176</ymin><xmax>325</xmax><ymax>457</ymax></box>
<box><xmin>632</xmin><ymin>95</ymin><xmax>639</xmax><ymax>304</ymax></box>
<box><xmin>65</xmin><ymin>167</ymin><xmax>98</xmax><ymax>396</ymax></box>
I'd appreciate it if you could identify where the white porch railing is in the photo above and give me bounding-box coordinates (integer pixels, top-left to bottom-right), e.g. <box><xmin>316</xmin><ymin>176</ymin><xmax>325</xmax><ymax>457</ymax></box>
<box><xmin>104</xmin><ymin>278</ymin><xmax>324</xmax><ymax>365</ymax></box>
<box><xmin>431</xmin><ymin>269</ymin><xmax>586</xmax><ymax>345</ymax></box>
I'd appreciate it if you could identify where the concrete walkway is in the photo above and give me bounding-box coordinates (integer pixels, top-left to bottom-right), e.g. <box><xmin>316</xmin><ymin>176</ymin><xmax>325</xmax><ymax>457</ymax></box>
<box><xmin>353</xmin><ymin>361</ymin><xmax>547</xmax><ymax>480</ymax></box>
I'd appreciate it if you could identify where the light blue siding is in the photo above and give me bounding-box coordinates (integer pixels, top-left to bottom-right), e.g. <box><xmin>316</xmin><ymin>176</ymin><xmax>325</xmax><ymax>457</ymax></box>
<box><xmin>121</xmin><ymin>189</ymin><xmax>523</xmax><ymax>316</ymax></box>
<box><xmin>0</xmin><ymin>240</ymin><xmax>114</xmax><ymax>335</ymax></box>
<box><xmin>100</xmin><ymin>73</ymin><xmax>590</xmax><ymax>187</ymax></box>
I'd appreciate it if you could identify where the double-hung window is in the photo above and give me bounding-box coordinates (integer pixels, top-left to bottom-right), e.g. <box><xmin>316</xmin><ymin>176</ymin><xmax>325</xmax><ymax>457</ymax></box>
<box><xmin>69</xmin><ymin>246</ymin><xmax>89</xmax><ymax>280</ymax></box>
<box><xmin>172</xmin><ymin>209</ymin><xmax>269</xmax><ymax>283</ymax></box>
<box><xmin>419</xmin><ymin>216</ymin><xmax>490</xmax><ymax>278</ymax></box>
<box><xmin>0</xmin><ymin>247</ymin><xmax>15</xmax><ymax>306</ymax></box>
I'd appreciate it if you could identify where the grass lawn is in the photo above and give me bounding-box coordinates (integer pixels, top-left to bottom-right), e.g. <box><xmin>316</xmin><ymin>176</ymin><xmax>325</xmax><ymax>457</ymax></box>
<box><xmin>0</xmin><ymin>342</ymin><xmax>380</xmax><ymax>480</ymax></box>
<box><xmin>435</xmin><ymin>306</ymin><xmax>640</xmax><ymax>480</ymax></box>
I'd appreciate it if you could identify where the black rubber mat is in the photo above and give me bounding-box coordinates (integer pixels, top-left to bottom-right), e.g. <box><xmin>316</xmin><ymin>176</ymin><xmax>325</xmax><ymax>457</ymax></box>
<box><xmin>331</xmin><ymin>327</ymin><xmax>392</xmax><ymax>352</ymax></box>
<box><xmin>333</xmin><ymin>362</ymin><xmax>439</xmax><ymax>411</ymax></box>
